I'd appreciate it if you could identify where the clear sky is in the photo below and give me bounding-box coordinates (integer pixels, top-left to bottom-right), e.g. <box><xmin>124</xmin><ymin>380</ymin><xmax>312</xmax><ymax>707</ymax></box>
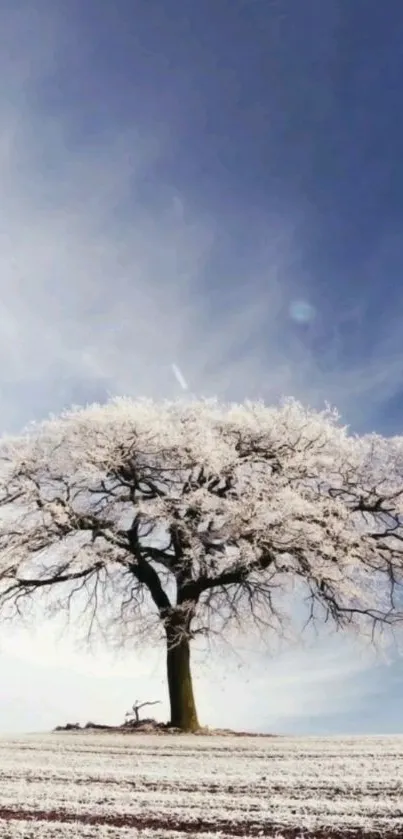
<box><xmin>1</xmin><ymin>0</ymin><xmax>403</xmax><ymax>735</ymax></box>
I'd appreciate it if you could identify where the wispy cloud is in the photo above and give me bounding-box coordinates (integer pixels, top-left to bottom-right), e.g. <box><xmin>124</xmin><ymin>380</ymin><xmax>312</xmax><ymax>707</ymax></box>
<box><xmin>0</xmin><ymin>622</ymin><xmax>381</xmax><ymax>734</ymax></box>
<box><xmin>1</xmin><ymin>52</ymin><xmax>402</xmax><ymax>434</ymax></box>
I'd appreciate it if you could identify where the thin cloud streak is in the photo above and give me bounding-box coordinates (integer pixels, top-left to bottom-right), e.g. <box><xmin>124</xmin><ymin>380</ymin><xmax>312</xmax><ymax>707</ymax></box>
<box><xmin>171</xmin><ymin>364</ymin><xmax>189</xmax><ymax>391</ymax></box>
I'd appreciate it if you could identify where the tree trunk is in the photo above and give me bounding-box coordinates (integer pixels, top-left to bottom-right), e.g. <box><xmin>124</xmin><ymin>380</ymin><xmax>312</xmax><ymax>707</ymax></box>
<box><xmin>166</xmin><ymin>623</ymin><xmax>199</xmax><ymax>732</ymax></box>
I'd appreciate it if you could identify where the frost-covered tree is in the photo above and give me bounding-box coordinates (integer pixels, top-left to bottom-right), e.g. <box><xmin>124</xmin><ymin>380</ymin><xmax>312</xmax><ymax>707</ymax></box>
<box><xmin>0</xmin><ymin>397</ymin><xmax>403</xmax><ymax>731</ymax></box>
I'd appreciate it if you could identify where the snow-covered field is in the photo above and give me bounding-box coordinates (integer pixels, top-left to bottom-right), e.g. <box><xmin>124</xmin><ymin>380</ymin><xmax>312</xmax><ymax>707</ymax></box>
<box><xmin>0</xmin><ymin>732</ymin><xmax>401</xmax><ymax>838</ymax></box>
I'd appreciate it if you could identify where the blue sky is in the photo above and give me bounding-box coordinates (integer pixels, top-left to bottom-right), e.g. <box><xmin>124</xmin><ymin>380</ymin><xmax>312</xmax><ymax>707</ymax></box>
<box><xmin>0</xmin><ymin>0</ymin><xmax>403</xmax><ymax>734</ymax></box>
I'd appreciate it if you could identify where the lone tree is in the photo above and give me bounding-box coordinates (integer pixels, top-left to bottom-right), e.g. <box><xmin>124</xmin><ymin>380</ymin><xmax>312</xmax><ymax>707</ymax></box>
<box><xmin>0</xmin><ymin>397</ymin><xmax>403</xmax><ymax>731</ymax></box>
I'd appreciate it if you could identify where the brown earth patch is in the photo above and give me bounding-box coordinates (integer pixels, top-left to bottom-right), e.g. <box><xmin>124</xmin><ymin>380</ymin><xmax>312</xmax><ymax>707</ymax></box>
<box><xmin>0</xmin><ymin>807</ymin><xmax>400</xmax><ymax>838</ymax></box>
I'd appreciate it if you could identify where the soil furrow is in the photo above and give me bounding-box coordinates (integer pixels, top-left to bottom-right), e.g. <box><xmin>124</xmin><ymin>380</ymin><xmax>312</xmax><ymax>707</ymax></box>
<box><xmin>0</xmin><ymin>808</ymin><xmax>400</xmax><ymax>838</ymax></box>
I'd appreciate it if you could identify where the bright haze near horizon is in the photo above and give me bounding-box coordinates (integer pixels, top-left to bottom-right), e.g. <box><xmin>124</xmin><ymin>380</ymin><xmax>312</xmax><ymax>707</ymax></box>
<box><xmin>0</xmin><ymin>0</ymin><xmax>402</xmax><ymax>736</ymax></box>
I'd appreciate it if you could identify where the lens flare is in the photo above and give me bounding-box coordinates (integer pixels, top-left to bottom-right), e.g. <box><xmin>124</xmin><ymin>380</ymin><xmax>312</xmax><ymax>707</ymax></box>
<box><xmin>288</xmin><ymin>300</ymin><xmax>316</xmax><ymax>324</ymax></box>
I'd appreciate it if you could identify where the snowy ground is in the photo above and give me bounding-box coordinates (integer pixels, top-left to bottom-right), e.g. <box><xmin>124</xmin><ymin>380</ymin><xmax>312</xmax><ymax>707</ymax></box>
<box><xmin>0</xmin><ymin>732</ymin><xmax>401</xmax><ymax>837</ymax></box>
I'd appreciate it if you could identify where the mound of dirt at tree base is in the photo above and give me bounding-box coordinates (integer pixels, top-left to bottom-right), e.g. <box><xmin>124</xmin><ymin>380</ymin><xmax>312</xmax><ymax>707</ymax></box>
<box><xmin>53</xmin><ymin>719</ymin><xmax>279</xmax><ymax>736</ymax></box>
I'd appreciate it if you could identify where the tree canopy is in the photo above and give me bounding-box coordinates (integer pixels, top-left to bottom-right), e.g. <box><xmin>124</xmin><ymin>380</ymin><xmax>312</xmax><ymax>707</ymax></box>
<box><xmin>0</xmin><ymin>396</ymin><xmax>402</xmax><ymax>729</ymax></box>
